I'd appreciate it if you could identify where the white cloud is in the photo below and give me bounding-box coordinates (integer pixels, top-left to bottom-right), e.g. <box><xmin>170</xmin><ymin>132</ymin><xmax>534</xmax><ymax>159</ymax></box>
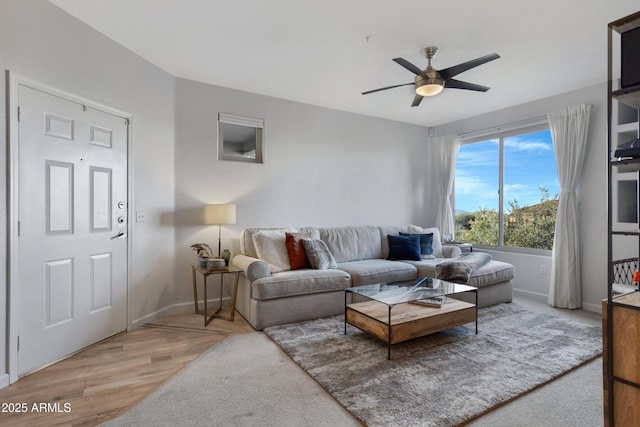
<box><xmin>504</xmin><ymin>136</ymin><xmax>552</xmax><ymax>152</ymax></box>
<box><xmin>456</xmin><ymin>145</ymin><xmax>498</xmax><ymax>168</ymax></box>
<box><xmin>455</xmin><ymin>173</ymin><xmax>498</xmax><ymax>211</ymax></box>
<box><xmin>504</xmin><ymin>183</ymin><xmax>528</xmax><ymax>192</ymax></box>
<box><xmin>456</xmin><ymin>175</ymin><xmax>493</xmax><ymax>195</ymax></box>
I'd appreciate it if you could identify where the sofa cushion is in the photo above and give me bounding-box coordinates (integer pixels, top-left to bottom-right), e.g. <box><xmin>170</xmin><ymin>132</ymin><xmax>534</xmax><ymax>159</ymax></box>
<box><xmin>387</xmin><ymin>234</ymin><xmax>421</xmax><ymax>261</ymax></box>
<box><xmin>405</xmin><ymin>258</ymin><xmax>515</xmax><ymax>289</ymax></box>
<box><xmin>400</xmin><ymin>231</ymin><xmax>434</xmax><ymax>256</ymax></box>
<box><xmin>301</xmin><ymin>238</ymin><xmax>337</xmax><ymax>269</ymax></box>
<box><xmin>252</xmin><ymin>230</ymin><xmax>292</xmax><ymax>273</ymax></box>
<box><xmin>337</xmin><ymin>259</ymin><xmax>417</xmax><ymax>286</ymax></box>
<box><xmin>379</xmin><ymin>226</ymin><xmax>410</xmax><ymax>258</ymax></box>
<box><xmin>466</xmin><ymin>260</ymin><xmax>515</xmax><ymax>288</ymax></box>
<box><xmin>251</xmin><ymin>269</ymin><xmax>351</xmax><ymax>300</ymax></box>
<box><xmin>319</xmin><ymin>226</ymin><xmax>382</xmax><ymax>262</ymax></box>
<box><xmin>241</xmin><ymin>227</ymin><xmax>320</xmax><ymax>258</ymax></box>
<box><xmin>285</xmin><ymin>232</ymin><xmax>312</xmax><ymax>270</ymax></box>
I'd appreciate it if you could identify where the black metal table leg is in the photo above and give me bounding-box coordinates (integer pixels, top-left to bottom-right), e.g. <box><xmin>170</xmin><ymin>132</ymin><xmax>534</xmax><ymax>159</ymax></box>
<box><xmin>388</xmin><ymin>305</ymin><xmax>392</xmax><ymax>360</ymax></box>
<box><xmin>344</xmin><ymin>291</ymin><xmax>348</xmax><ymax>335</ymax></box>
<box><xmin>475</xmin><ymin>289</ymin><xmax>478</xmax><ymax>334</ymax></box>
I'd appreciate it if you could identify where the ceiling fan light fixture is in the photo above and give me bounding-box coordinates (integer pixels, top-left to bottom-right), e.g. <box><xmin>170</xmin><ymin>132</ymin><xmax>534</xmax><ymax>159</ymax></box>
<box><xmin>416</xmin><ymin>82</ymin><xmax>444</xmax><ymax>97</ymax></box>
<box><xmin>362</xmin><ymin>46</ymin><xmax>499</xmax><ymax>107</ymax></box>
<box><xmin>415</xmin><ymin>69</ymin><xmax>444</xmax><ymax>97</ymax></box>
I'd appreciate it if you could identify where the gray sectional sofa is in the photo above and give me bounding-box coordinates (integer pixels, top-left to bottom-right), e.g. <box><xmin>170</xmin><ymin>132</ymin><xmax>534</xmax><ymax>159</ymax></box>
<box><xmin>231</xmin><ymin>225</ymin><xmax>514</xmax><ymax>330</ymax></box>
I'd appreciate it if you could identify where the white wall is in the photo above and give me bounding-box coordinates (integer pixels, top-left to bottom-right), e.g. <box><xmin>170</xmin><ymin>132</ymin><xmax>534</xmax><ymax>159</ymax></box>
<box><xmin>433</xmin><ymin>83</ymin><xmax>607</xmax><ymax>312</ymax></box>
<box><xmin>173</xmin><ymin>78</ymin><xmax>431</xmax><ymax>301</ymax></box>
<box><xmin>0</xmin><ymin>0</ymin><xmax>176</xmax><ymax>382</ymax></box>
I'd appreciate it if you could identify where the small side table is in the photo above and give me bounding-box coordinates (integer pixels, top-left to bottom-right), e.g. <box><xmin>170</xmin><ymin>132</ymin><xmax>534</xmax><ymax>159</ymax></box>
<box><xmin>457</xmin><ymin>243</ymin><xmax>473</xmax><ymax>253</ymax></box>
<box><xmin>191</xmin><ymin>265</ymin><xmax>243</xmax><ymax>326</ymax></box>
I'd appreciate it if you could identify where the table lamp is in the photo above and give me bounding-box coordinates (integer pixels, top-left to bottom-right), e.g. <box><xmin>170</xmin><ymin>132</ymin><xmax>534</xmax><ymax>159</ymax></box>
<box><xmin>204</xmin><ymin>204</ymin><xmax>237</xmax><ymax>257</ymax></box>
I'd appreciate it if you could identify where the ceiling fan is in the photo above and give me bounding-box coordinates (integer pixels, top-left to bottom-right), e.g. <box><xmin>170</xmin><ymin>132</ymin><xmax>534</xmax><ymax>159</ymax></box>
<box><xmin>362</xmin><ymin>47</ymin><xmax>500</xmax><ymax>107</ymax></box>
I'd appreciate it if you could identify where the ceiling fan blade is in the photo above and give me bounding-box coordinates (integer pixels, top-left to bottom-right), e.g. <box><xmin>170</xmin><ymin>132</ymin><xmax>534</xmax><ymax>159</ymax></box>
<box><xmin>362</xmin><ymin>82</ymin><xmax>414</xmax><ymax>95</ymax></box>
<box><xmin>393</xmin><ymin>58</ymin><xmax>423</xmax><ymax>75</ymax></box>
<box><xmin>439</xmin><ymin>53</ymin><xmax>500</xmax><ymax>80</ymax></box>
<box><xmin>445</xmin><ymin>79</ymin><xmax>491</xmax><ymax>92</ymax></box>
<box><xmin>411</xmin><ymin>94</ymin><xmax>424</xmax><ymax>107</ymax></box>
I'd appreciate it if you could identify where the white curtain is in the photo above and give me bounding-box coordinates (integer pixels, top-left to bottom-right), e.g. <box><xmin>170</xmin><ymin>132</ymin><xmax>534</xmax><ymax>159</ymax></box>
<box><xmin>433</xmin><ymin>134</ymin><xmax>461</xmax><ymax>237</ymax></box>
<box><xmin>547</xmin><ymin>104</ymin><xmax>591</xmax><ymax>309</ymax></box>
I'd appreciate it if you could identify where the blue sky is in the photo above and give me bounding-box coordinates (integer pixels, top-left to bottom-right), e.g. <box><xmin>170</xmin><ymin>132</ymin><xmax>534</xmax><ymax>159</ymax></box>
<box><xmin>455</xmin><ymin>130</ymin><xmax>559</xmax><ymax>213</ymax></box>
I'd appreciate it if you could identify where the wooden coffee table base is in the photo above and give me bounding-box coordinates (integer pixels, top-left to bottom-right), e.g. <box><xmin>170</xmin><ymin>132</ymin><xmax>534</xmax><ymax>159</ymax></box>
<box><xmin>345</xmin><ymin>298</ymin><xmax>477</xmax><ymax>359</ymax></box>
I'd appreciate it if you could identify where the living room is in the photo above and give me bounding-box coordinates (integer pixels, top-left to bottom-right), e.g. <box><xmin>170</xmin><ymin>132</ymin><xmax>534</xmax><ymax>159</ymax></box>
<box><xmin>1</xmin><ymin>0</ymin><xmax>638</xmax><ymax>424</ymax></box>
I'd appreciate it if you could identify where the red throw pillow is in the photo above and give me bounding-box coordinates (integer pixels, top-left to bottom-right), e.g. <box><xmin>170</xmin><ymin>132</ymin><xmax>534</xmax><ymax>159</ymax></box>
<box><xmin>285</xmin><ymin>232</ymin><xmax>311</xmax><ymax>270</ymax></box>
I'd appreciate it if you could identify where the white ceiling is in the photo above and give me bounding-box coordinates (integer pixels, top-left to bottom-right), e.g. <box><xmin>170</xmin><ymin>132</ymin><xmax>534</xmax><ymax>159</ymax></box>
<box><xmin>49</xmin><ymin>0</ymin><xmax>639</xmax><ymax>127</ymax></box>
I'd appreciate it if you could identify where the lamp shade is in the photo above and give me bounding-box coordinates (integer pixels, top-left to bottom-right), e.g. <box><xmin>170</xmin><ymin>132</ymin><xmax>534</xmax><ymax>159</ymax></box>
<box><xmin>204</xmin><ymin>204</ymin><xmax>236</xmax><ymax>225</ymax></box>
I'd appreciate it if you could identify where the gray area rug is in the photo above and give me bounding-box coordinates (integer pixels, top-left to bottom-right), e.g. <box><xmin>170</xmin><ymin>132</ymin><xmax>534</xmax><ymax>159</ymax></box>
<box><xmin>263</xmin><ymin>303</ymin><xmax>602</xmax><ymax>427</ymax></box>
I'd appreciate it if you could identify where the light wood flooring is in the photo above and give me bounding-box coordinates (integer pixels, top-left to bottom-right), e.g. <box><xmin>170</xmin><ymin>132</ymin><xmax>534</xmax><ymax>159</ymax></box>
<box><xmin>0</xmin><ymin>308</ymin><xmax>254</xmax><ymax>427</ymax></box>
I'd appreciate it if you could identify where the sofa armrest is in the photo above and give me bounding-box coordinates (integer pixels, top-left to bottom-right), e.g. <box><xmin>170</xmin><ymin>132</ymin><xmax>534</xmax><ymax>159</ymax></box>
<box><xmin>231</xmin><ymin>254</ymin><xmax>271</xmax><ymax>282</ymax></box>
<box><xmin>441</xmin><ymin>245</ymin><xmax>462</xmax><ymax>258</ymax></box>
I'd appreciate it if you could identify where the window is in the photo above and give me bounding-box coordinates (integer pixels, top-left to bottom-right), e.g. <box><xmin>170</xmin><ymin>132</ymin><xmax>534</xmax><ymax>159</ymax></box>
<box><xmin>454</xmin><ymin>123</ymin><xmax>558</xmax><ymax>251</ymax></box>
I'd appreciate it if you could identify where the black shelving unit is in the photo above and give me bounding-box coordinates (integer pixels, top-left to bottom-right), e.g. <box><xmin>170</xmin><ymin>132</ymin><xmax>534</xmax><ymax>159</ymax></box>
<box><xmin>612</xmin><ymin>84</ymin><xmax>640</xmax><ymax>109</ymax></box>
<box><xmin>606</xmin><ymin>10</ymin><xmax>640</xmax><ymax>427</ymax></box>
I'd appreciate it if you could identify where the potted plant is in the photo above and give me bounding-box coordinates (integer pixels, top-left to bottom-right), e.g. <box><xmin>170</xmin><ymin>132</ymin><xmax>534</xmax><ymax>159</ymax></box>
<box><xmin>190</xmin><ymin>243</ymin><xmax>213</xmax><ymax>268</ymax></box>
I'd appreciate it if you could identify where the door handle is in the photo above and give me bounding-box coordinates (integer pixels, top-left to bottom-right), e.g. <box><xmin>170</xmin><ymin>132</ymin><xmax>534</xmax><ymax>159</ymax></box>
<box><xmin>111</xmin><ymin>232</ymin><xmax>127</xmax><ymax>240</ymax></box>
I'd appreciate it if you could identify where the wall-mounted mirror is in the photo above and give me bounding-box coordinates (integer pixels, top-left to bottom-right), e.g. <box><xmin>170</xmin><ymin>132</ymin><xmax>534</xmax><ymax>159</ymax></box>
<box><xmin>218</xmin><ymin>113</ymin><xmax>264</xmax><ymax>163</ymax></box>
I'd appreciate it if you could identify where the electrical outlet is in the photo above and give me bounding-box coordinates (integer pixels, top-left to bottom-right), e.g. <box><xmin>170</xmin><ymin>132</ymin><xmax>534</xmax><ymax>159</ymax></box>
<box><xmin>540</xmin><ymin>265</ymin><xmax>547</xmax><ymax>275</ymax></box>
<box><xmin>136</xmin><ymin>211</ymin><xmax>145</xmax><ymax>223</ymax></box>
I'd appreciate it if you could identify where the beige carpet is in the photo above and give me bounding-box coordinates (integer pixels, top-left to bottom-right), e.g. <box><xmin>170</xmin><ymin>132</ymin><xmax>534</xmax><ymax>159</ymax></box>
<box><xmin>100</xmin><ymin>332</ymin><xmax>360</xmax><ymax>427</ymax></box>
<box><xmin>264</xmin><ymin>303</ymin><xmax>602</xmax><ymax>427</ymax></box>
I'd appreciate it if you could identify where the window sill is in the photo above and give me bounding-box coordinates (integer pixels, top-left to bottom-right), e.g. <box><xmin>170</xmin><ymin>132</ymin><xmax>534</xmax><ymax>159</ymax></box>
<box><xmin>472</xmin><ymin>245</ymin><xmax>552</xmax><ymax>257</ymax></box>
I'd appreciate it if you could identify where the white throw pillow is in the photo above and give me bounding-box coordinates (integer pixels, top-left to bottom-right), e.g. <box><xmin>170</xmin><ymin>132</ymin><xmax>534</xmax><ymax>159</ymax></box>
<box><xmin>252</xmin><ymin>230</ymin><xmax>291</xmax><ymax>273</ymax></box>
<box><xmin>408</xmin><ymin>225</ymin><xmax>443</xmax><ymax>258</ymax></box>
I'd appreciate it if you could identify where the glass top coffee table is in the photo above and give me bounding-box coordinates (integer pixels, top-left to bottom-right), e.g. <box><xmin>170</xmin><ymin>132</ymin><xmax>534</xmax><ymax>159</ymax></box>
<box><xmin>345</xmin><ymin>277</ymin><xmax>477</xmax><ymax>359</ymax></box>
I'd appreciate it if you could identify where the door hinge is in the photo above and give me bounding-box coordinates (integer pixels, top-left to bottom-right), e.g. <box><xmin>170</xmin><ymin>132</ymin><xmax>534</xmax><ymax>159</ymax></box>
<box><xmin>17</xmin><ymin>106</ymin><xmax>20</xmax><ymax>122</ymax></box>
<box><xmin>17</xmin><ymin>336</ymin><xmax>20</xmax><ymax>352</ymax></box>
<box><xmin>17</xmin><ymin>221</ymin><xmax>20</xmax><ymax>237</ymax></box>
<box><xmin>124</xmin><ymin>118</ymin><xmax>129</xmax><ymax>126</ymax></box>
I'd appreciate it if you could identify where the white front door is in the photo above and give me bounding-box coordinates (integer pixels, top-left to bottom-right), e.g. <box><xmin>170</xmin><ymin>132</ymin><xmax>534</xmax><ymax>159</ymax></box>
<box><xmin>17</xmin><ymin>85</ymin><xmax>128</xmax><ymax>376</ymax></box>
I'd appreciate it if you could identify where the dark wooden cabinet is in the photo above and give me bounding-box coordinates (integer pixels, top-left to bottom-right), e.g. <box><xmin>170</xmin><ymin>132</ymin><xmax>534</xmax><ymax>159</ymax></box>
<box><xmin>606</xmin><ymin>11</ymin><xmax>640</xmax><ymax>426</ymax></box>
<box><xmin>603</xmin><ymin>294</ymin><xmax>640</xmax><ymax>426</ymax></box>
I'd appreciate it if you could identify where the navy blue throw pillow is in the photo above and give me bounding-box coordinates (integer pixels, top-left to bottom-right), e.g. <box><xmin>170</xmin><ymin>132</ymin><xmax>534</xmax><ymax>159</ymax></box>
<box><xmin>400</xmin><ymin>232</ymin><xmax>434</xmax><ymax>255</ymax></box>
<box><xmin>387</xmin><ymin>234</ymin><xmax>421</xmax><ymax>261</ymax></box>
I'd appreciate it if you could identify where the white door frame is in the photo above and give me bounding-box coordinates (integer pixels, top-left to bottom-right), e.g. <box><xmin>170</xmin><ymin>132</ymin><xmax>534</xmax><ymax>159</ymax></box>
<box><xmin>6</xmin><ymin>71</ymin><xmax>134</xmax><ymax>384</ymax></box>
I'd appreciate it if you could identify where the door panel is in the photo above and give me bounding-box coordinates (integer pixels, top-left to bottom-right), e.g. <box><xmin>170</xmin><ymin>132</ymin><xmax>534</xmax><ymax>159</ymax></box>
<box><xmin>46</xmin><ymin>160</ymin><xmax>75</xmax><ymax>234</ymax></box>
<box><xmin>90</xmin><ymin>253</ymin><xmax>113</xmax><ymax>312</ymax></box>
<box><xmin>18</xmin><ymin>85</ymin><xmax>128</xmax><ymax>375</ymax></box>
<box><xmin>90</xmin><ymin>166</ymin><xmax>112</xmax><ymax>231</ymax></box>
<box><xmin>44</xmin><ymin>258</ymin><xmax>74</xmax><ymax>326</ymax></box>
